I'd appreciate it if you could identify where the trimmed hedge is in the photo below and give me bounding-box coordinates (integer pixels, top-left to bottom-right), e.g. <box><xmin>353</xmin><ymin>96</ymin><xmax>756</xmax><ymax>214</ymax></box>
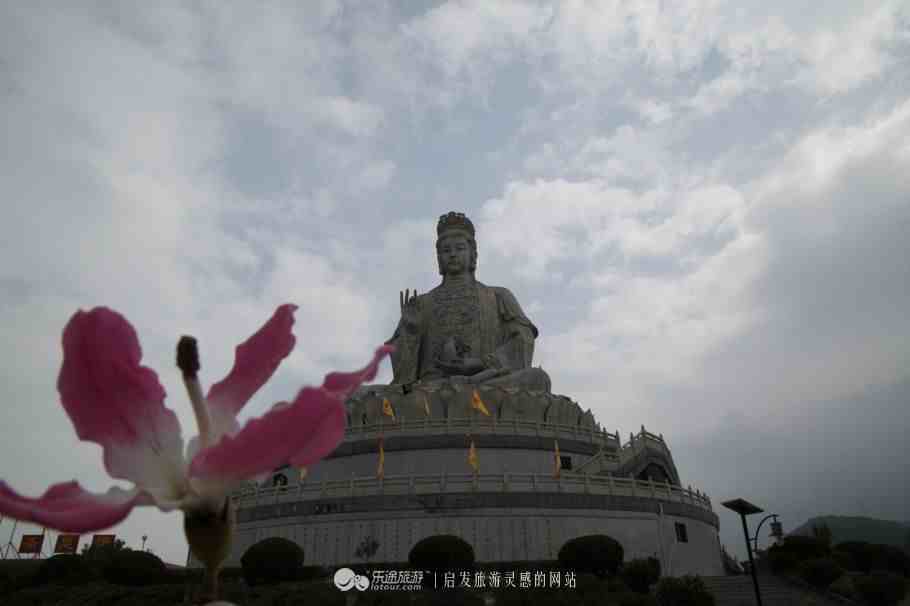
<box><xmin>655</xmin><ymin>576</ymin><xmax>715</xmax><ymax>606</ymax></box>
<box><xmin>558</xmin><ymin>535</ymin><xmax>625</xmax><ymax>578</ymax></box>
<box><xmin>408</xmin><ymin>535</ymin><xmax>475</xmax><ymax>573</ymax></box>
<box><xmin>240</xmin><ymin>537</ymin><xmax>305</xmax><ymax>586</ymax></box>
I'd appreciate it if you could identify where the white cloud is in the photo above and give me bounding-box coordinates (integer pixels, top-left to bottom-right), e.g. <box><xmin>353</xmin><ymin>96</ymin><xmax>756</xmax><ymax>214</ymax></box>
<box><xmin>751</xmin><ymin>97</ymin><xmax>910</xmax><ymax>203</ymax></box>
<box><xmin>628</xmin><ymin>96</ymin><xmax>675</xmax><ymax>125</ymax></box>
<box><xmin>479</xmin><ymin>177</ymin><xmax>746</xmax><ymax>280</ymax></box>
<box><xmin>403</xmin><ymin>0</ymin><xmax>553</xmax><ymax>78</ymax></box>
<box><xmin>795</xmin><ymin>1</ymin><xmax>909</xmax><ymax>95</ymax></box>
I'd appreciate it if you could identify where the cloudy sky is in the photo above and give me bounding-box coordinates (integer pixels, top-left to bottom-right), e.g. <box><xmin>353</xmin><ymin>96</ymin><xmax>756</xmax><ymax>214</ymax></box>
<box><xmin>1</xmin><ymin>1</ymin><xmax>908</xmax><ymax>565</ymax></box>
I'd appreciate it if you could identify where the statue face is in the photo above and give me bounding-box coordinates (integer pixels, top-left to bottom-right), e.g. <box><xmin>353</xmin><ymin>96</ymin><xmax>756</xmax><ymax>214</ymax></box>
<box><xmin>437</xmin><ymin>234</ymin><xmax>475</xmax><ymax>276</ymax></box>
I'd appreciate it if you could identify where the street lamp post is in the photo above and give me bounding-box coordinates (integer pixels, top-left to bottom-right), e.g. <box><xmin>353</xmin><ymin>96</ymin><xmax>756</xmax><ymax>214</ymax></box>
<box><xmin>751</xmin><ymin>514</ymin><xmax>782</xmax><ymax>553</ymax></box>
<box><xmin>141</xmin><ymin>535</ymin><xmax>148</xmax><ymax>552</ymax></box>
<box><xmin>722</xmin><ymin>498</ymin><xmax>765</xmax><ymax>606</ymax></box>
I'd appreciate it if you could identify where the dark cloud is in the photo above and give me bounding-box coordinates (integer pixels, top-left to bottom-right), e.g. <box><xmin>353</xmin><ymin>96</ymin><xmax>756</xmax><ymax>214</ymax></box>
<box><xmin>675</xmin><ymin>377</ymin><xmax>910</xmax><ymax>554</ymax></box>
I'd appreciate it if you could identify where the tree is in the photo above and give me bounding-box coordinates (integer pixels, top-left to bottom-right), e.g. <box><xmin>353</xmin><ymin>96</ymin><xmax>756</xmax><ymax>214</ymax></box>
<box><xmin>81</xmin><ymin>538</ymin><xmax>129</xmax><ymax>575</ymax></box>
<box><xmin>812</xmin><ymin>523</ymin><xmax>833</xmax><ymax>549</ymax></box>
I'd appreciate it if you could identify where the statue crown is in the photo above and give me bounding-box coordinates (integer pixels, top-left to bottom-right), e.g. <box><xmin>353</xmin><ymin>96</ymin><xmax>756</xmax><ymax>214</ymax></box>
<box><xmin>437</xmin><ymin>212</ymin><xmax>475</xmax><ymax>238</ymax></box>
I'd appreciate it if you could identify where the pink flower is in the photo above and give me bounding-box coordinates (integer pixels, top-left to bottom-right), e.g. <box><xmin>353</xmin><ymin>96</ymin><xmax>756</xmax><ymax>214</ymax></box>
<box><xmin>0</xmin><ymin>304</ymin><xmax>391</xmax><ymax>533</ymax></box>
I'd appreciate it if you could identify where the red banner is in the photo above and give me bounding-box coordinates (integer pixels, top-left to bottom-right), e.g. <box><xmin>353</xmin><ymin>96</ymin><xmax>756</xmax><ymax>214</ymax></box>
<box><xmin>91</xmin><ymin>534</ymin><xmax>116</xmax><ymax>548</ymax></box>
<box><xmin>18</xmin><ymin>534</ymin><xmax>44</xmax><ymax>554</ymax></box>
<box><xmin>54</xmin><ymin>534</ymin><xmax>80</xmax><ymax>554</ymax></box>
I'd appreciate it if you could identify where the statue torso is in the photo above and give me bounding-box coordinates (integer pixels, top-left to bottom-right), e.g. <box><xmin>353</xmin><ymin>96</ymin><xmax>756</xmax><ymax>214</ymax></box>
<box><xmin>380</xmin><ymin>274</ymin><xmax>550</xmax><ymax>391</ymax></box>
<box><xmin>419</xmin><ymin>279</ymin><xmax>504</xmax><ymax>381</ymax></box>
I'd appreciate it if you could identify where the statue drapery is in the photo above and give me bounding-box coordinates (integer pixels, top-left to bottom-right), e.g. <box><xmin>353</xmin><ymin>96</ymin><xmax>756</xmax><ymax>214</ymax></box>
<box><xmin>385</xmin><ymin>281</ymin><xmax>549</xmax><ymax>391</ymax></box>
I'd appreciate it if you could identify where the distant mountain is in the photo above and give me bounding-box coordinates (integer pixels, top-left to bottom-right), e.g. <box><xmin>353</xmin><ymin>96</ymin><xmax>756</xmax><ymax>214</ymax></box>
<box><xmin>789</xmin><ymin>516</ymin><xmax>910</xmax><ymax>550</ymax></box>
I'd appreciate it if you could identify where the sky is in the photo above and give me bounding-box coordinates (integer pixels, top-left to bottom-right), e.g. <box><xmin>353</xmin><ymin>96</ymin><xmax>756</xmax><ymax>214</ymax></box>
<box><xmin>1</xmin><ymin>1</ymin><xmax>908</xmax><ymax>566</ymax></box>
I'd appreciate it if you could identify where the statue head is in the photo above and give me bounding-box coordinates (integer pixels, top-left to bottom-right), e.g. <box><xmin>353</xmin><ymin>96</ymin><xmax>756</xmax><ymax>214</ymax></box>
<box><xmin>436</xmin><ymin>211</ymin><xmax>477</xmax><ymax>276</ymax></box>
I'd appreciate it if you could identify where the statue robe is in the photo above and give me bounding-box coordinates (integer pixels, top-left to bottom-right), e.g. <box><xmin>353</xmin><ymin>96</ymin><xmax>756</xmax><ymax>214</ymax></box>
<box><xmin>386</xmin><ymin>280</ymin><xmax>550</xmax><ymax>391</ymax></box>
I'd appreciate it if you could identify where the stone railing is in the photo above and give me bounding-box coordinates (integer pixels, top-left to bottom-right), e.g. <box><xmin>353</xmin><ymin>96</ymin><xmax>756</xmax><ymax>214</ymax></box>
<box><xmin>574</xmin><ymin>425</ymin><xmax>672</xmax><ymax>473</ymax></box>
<box><xmin>345</xmin><ymin>417</ymin><xmax>621</xmax><ymax>447</ymax></box>
<box><xmin>573</xmin><ymin>449</ymin><xmax>621</xmax><ymax>472</ymax></box>
<box><xmin>231</xmin><ymin>472</ymin><xmax>713</xmax><ymax>513</ymax></box>
<box><xmin>621</xmin><ymin>425</ymin><xmax>672</xmax><ymax>459</ymax></box>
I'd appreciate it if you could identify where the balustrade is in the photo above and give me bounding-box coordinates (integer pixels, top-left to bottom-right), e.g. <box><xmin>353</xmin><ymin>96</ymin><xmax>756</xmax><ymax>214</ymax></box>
<box><xmin>344</xmin><ymin>418</ymin><xmax>622</xmax><ymax>448</ymax></box>
<box><xmin>231</xmin><ymin>472</ymin><xmax>713</xmax><ymax>513</ymax></box>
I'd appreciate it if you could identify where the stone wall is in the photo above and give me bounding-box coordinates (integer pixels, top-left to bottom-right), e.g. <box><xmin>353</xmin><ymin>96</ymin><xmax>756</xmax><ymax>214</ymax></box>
<box><xmin>229</xmin><ymin>506</ymin><xmax>724</xmax><ymax>576</ymax></box>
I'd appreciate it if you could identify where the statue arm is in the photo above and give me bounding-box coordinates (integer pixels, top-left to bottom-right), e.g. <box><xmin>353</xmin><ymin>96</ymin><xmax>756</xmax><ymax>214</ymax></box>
<box><xmin>489</xmin><ymin>287</ymin><xmax>538</xmax><ymax>370</ymax></box>
<box><xmin>386</xmin><ymin>295</ymin><xmax>424</xmax><ymax>385</ymax></box>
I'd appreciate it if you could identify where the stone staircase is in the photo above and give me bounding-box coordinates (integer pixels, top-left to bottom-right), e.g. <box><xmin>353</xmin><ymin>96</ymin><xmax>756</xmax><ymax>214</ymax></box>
<box><xmin>701</xmin><ymin>574</ymin><xmax>819</xmax><ymax>606</ymax></box>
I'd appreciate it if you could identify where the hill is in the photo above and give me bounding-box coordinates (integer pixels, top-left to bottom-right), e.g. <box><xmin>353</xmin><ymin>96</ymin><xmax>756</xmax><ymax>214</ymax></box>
<box><xmin>789</xmin><ymin>515</ymin><xmax>910</xmax><ymax>550</ymax></box>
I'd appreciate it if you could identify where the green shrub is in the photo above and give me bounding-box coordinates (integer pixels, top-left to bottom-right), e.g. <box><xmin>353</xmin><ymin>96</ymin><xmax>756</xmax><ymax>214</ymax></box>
<box><xmin>623</xmin><ymin>558</ymin><xmax>662</xmax><ymax>594</ymax></box>
<box><xmin>835</xmin><ymin>542</ymin><xmax>910</xmax><ymax>577</ymax></box>
<box><xmin>240</xmin><ymin>537</ymin><xmax>305</xmax><ymax>586</ymax></box>
<box><xmin>558</xmin><ymin>535</ymin><xmax>625</xmax><ymax>578</ymax></box>
<box><xmin>33</xmin><ymin>554</ymin><xmax>98</xmax><ymax>586</ymax></box>
<box><xmin>608</xmin><ymin>575</ymin><xmax>631</xmax><ymax>593</ymax></box>
<box><xmin>102</xmin><ymin>550</ymin><xmax>166</xmax><ymax>586</ymax></box>
<box><xmin>618</xmin><ymin>593</ymin><xmax>660</xmax><ymax>606</ymax></box>
<box><xmin>829</xmin><ymin>574</ymin><xmax>857</xmax><ymax>600</ymax></box>
<box><xmin>655</xmin><ymin>576</ymin><xmax>715</xmax><ymax>606</ymax></box>
<box><xmin>496</xmin><ymin>590</ymin><xmax>550</xmax><ymax>606</ymax></box>
<box><xmin>875</xmin><ymin>545</ymin><xmax>910</xmax><ymax>577</ymax></box>
<box><xmin>853</xmin><ymin>572</ymin><xmax>907</xmax><ymax>606</ymax></box>
<box><xmin>0</xmin><ymin>563</ymin><xmax>41</xmax><ymax>596</ymax></box>
<box><xmin>832</xmin><ymin>550</ymin><xmax>858</xmax><ymax>572</ymax></box>
<box><xmin>837</xmin><ymin>542</ymin><xmax>874</xmax><ymax>572</ymax></box>
<box><xmin>780</xmin><ymin>536</ymin><xmax>830</xmax><ymax>561</ymax></box>
<box><xmin>797</xmin><ymin>557</ymin><xmax>844</xmax><ymax>589</ymax></box>
<box><xmin>157</xmin><ymin>567</ymin><xmax>191</xmax><ymax>585</ymax></box>
<box><xmin>574</xmin><ymin>572</ymin><xmax>610</xmax><ymax>595</ymax></box>
<box><xmin>408</xmin><ymin>535</ymin><xmax>475</xmax><ymax>573</ymax></box>
<box><xmin>768</xmin><ymin>545</ymin><xmax>800</xmax><ymax>573</ymax></box>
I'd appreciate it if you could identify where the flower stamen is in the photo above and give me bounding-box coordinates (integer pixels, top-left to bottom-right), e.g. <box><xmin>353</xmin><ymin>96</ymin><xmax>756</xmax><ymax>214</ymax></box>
<box><xmin>177</xmin><ymin>335</ymin><xmax>212</xmax><ymax>449</ymax></box>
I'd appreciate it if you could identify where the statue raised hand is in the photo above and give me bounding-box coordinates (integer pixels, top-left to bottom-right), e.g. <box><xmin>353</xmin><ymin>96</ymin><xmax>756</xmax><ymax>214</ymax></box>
<box><xmin>399</xmin><ymin>288</ymin><xmax>420</xmax><ymax>333</ymax></box>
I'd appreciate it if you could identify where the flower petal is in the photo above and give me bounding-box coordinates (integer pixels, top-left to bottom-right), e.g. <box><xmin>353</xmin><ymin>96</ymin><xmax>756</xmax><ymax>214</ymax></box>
<box><xmin>205</xmin><ymin>304</ymin><xmax>298</xmax><ymax>440</ymax></box>
<box><xmin>321</xmin><ymin>344</ymin><xmax>395</xmax><ymax>399</ymax></box>
<box><xmin>188</xmin><ymin>389</ymin><xmax>344</xmax><ymax>480</ymax></box>
<box><xmin>0</xmin><ymin>480</ymin><xmax>150</xmax><ymax>533</ymax></box>
<box><xmin>57</xmin><ymin>308</ymin><xmax>186</xmax><ymax>500</ymax></box>
<box><xmin>188</xmin><ymin>346</ymin><xmax>391</xmax><ymax>480</ymax></box>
